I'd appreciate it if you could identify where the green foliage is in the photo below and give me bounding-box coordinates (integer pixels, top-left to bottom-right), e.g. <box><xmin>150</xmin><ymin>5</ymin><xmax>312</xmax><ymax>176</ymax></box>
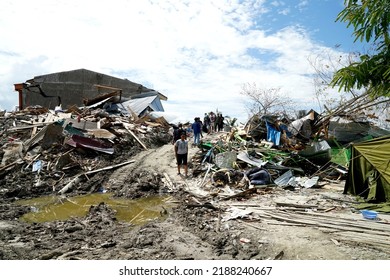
<box><xmin>337</xmin><ymin>0</ymin><xmax>390</xmax><ymax>46</ymax></box>
<box><xmin>331</xmin><ymin>0</ymin><xmax>390</xmax><ymax>97</ymax></box>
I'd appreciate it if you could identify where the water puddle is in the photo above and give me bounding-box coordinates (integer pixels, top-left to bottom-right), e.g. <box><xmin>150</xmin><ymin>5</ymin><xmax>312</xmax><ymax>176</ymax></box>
<box><xmin>15</xmin><ymin>193</ymin><xmax>175</xmax><ymax>225</ymax></box>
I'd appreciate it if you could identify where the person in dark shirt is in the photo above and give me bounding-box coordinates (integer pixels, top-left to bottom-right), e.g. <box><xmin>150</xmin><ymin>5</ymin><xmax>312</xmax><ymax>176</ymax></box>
<box><xmin>203</xmin><ymin>113</ymin><xmax>210</xmax><ymax>133</ymax></box>
<box><xmin>191</xmin><ymin>117</ymin><xmax>202</xmax><ymax>145</ymax></box>
<box><xmin>217</xmin><ymin>113</ymin><xmax>224</xmax><ymax>132</ymax></box>
<box><xmin>172</xmin><ymin>123</ymin><xmax>185</xmax><ymax>144</ymax></box>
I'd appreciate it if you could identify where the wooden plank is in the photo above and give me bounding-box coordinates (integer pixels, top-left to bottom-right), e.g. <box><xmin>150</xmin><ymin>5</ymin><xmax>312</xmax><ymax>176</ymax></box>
<box><xmin>84</xmin><ymin>160</ymin><xmax>135</xmax><ymax>175</ymax></box>
<box><xmin>87</xmin><ymin>129</ymin><xmax>116</xmax><ymax>140</ymax></box>
<box><xmin>297</xmin><ymin>211</ymin><xmax>390</xmax><ymax>231</ymax></box>
<box><xmin>269</xmin><ymin>213</ymin><xmax>390</xmax><ymax>236</ymax></box>
<box><xmin>7</xmin><ymin>122</ymin><xmax>55</xmax><ymax>131</ymax></box>
<box><xmin>256</xmin><ymin>210</ymin><xmax>390</xmax><ymax>236</ymax></box>
<box><xmin>334</xmin><ymin>231</ymin><xmax>390</xmax><ymax>246</ymax></box>
<box><xmin>220</xmin><ymin>188</ymin><xmax>257</xmax><ymax>201</ymax></box>
<box><xmin>123</xmin><ymin>124</ymin><xmax>148</xmax><ymax>150</ymax></box>
<box><xmin>93</xmin><ymin>84</ymin><xmax>122</xmax><ymax>91</ymax></box>
<box><xmin>237</xmin><ymin>220</ymin><xmax>263</xmax><ymax>230</ymax></box>
<box><xmin>163</xmin><ymin>173</ymin><xmax>175</xmax><ymax>190</ymax></box>
<box><xmin>31</xmin><ymin>126</ymin><xmax>38</xmax><ymax>137</ymax></box>
<box><xmin>0</xmin><ymin>160</ymin><xmax>22</xmax><ymax>172</ymax></box>
<box><xmin>58</xmin><ymin>160</ymin><xmax>135</xmax><ymax>194</ymax></box>
<box><xmin>20</xmin><ymin>120</ymin><xmax>34</xmax><ymax>125</ymax></box>
<box><xmin>136</xmin><ymin>128</ymin><xmax>147</xmax><ymax>134</ymax></box>
<box><xmin>145</xmin><ymin>121</ymin><xmax>162</xmax><ymax>127</ymax></box>
<box><xmin>58</xmin><ymin>175</ymin><xmax>82</xmax><ymax>194</ymax></box>
<box><xmin>330</xmin><ymin>238</ymin><xmax>340</xmax><ymax>246</ymax></box>
<box><xmin>275</xmin><ymin>202</ymin><xmax>319</xmax><ymax>208</ymax></box>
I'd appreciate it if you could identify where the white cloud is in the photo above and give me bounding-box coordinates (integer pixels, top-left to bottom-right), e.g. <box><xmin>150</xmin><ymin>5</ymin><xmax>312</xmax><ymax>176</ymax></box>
<box><xmin>297</xmin><ymin>0</ymin><xmax>309</xmax><ymax>10</ymax></box>
<box><xmin>278</xmin><ymin>8</ymin><xmax>290</xmax><ymax>15</ymax></box>
<box><xmin>0</xmin><ymin>0</ymin><xmax>349</xmax><ymax>123</ymax></box>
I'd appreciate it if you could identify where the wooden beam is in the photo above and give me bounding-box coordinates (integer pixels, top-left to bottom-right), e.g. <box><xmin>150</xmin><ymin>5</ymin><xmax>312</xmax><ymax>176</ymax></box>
<box><xmin>123</xmin><ymin>124</ymin><xmax>148</xmax><ymax>150</ymax></box>
<box><xmin>84</xmin><ymin>160</ymin><xmax>135</xmax><ymax>175</ymax></box>
<box><xmin>8</xmin><ymin>122</ymin><xmax>55</xmax><ymax>132</ymax></box>
<box><xmin>93</xmin><ymin>84</ymin><xmax>122</xmax><ymax>91</ymax></box>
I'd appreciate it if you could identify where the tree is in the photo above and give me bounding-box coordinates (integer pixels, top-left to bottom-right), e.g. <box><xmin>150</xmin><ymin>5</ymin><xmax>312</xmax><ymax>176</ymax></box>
<box><xmin>308</xmin><ymin>49</ymin><xmax>361</xmax><ymax>112</ymax></box>
<box><xmin>330</xmin><ymin>0</ymin><xmax>390</xmax><ymax>97</ymax></box>
<box><xmin>309</xmin><ymin>50</ymin><xmax>389</xmax><ymax>125</ymax></box>
<box><xmin>240</xmin><ymin>82</ymin><xmax>294</xmax><ymax>116</ymax></box>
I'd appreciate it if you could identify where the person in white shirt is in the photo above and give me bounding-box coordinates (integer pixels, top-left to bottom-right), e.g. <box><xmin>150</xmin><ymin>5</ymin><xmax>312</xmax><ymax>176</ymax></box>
<box><xmin>174</xmin><ymin>132</ymin><xmax>189</xmax><ymax>177</ymax></box>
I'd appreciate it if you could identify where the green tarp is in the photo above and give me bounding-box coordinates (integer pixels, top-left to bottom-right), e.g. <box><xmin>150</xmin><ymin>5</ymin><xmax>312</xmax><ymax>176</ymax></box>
<box><xmin>344</xmin><ymin>134</ymin><xmax>390</xmax><ymax>202</ymax></box>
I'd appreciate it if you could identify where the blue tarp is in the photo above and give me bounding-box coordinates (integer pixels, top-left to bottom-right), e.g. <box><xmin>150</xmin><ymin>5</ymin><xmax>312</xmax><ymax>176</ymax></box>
<box><xmin>265</xmin><ymin>121</ymin><xmax>281</xmax><ymax>145</ymax></box>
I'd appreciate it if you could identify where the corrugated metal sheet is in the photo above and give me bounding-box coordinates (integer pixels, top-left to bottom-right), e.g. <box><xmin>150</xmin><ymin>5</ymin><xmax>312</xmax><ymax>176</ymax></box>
<box><xmin>121</xmin><ymin>95</ymin><xmax>163</xmax><ymax>116</ymax></box>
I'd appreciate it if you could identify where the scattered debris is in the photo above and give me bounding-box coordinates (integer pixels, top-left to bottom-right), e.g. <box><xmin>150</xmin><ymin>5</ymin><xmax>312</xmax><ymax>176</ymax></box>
<box><xmin>1</xmin><ymin>91</ymin><xmax>389</xmax><ymax>260</ymax></box>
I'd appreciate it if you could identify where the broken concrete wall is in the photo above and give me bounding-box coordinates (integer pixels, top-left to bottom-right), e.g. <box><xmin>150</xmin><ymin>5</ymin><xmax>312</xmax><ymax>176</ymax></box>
<box><xmin>19</xmin><ymin>69</ymin><xmax>156</xmax><ymax>110</ymax></box>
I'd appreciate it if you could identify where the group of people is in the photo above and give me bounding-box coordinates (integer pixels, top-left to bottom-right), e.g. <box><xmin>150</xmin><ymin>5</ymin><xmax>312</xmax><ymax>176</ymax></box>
<box><xmin>171</xmin><ymin>112</ymin><xmax>225</xmax><ymax>178</ymax></box>
<box><xmin>203</xmin><ymin>111</ymin><xmax>224</xmax><ymax>134</ymax></box>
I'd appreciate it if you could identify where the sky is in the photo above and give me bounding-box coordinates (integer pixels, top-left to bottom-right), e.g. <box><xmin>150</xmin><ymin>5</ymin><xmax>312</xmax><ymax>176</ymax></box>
<box><xmin>0</xmin><ymin>0</ymin><xmax>370</xmax><ymax>124</ymax></box>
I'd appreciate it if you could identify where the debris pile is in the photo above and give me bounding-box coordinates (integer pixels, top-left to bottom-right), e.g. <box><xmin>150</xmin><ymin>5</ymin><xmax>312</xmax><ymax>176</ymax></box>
<box><xmin>186</xmin><ymin>108</ymin><xmax>389</xmax><ymax>205</ymax></box>
<box><xmin>2</xmin><ymin>101</ymin><xmax>388</xmax><ymax>205</ymax></box>
<box><xmin>1</xmin><ymin>101</ymin><xmax>390</xmax><ymax>260</ymax></box>
<box><xmin>0</xmin><ymin>104</ymin><xmax>172</xmax><ymax>200</ymax></box>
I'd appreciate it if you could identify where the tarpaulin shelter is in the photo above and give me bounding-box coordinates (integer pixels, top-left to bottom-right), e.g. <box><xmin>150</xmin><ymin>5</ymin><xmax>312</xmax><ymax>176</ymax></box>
<box><xmin>344</xmin><ymin>135</ymin><xmax>390</xmax><ymax>202</ymax></box>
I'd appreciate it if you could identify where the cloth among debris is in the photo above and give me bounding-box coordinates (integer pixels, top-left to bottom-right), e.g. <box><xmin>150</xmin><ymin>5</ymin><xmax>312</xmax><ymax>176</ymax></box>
<box><xmin>245</xmin><ymin>167</ymin><xmax>271</xmax><ymax>185</ymax></box>
<box><xmin>265</xmin><ymin>120</ymin><xmax>281</xmax><ymax>146</ymax></box>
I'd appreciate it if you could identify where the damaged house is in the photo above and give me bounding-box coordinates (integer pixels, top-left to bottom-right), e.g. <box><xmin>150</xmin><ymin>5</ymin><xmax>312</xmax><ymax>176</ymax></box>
<box><xmin>13</xmin><ymin>68</ymin><xmax>167</xmax><ymax>116</ymax></box>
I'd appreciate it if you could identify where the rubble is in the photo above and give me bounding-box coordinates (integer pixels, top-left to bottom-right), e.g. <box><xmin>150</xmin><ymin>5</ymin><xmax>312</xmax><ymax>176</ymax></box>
<box><xmin>1</xmin><ymin>94</ymin><xmax>390</xmax><ymax>260</ymax></box>
<box><xmin>0</xmin><ymin>102</ymin><xmax>171</xmax><ymax>200</ymax></box>
<box><xmin>1</xmin><ymin>98</ymin><xmax>388</xmax><ymax>204</ymax></box>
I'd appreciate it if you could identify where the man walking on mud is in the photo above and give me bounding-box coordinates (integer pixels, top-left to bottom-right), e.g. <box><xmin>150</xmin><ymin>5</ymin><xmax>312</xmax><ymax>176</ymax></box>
<box><xmin>174</xmin><ymin>132</ymin><xmax>188</xmax><ymax>177</ymax></box>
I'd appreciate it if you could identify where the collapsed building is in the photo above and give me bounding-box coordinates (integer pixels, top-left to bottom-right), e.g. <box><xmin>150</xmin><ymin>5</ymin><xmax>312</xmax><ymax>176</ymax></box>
<box><xmin>1</xmin><ymin>69</ymin><xmax>173</xmax><ymax>198</ymax></box>
<box><xmin>13</xmin><ymin>68</ymin><xmax>167</xmax><ymax>118</ymax></box>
